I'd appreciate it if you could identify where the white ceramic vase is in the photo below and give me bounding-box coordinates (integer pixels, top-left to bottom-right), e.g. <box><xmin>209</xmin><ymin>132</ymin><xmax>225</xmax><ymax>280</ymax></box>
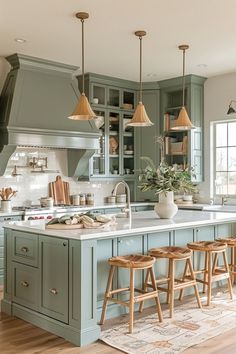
<box><xmin>154</xmin><ymin>191</ymin><xmax>178</xmax><ymax>219</ymax></box>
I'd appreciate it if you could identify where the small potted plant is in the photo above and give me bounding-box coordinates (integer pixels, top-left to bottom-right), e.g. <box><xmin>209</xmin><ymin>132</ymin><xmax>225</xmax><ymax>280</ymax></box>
<box><xmin>138</xmin><ymin>156</ymin><xmax>197</xmax><ymax>218</ymax></box>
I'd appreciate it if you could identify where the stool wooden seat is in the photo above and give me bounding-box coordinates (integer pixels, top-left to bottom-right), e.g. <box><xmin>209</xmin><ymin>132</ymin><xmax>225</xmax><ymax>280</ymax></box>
<box><xmin>216</xmin><ymin>236</ymin><xmax>236</xmax><ymax>284</ymax></box>
<box><xmin>187</xmin><ymin>241</ymin><xmax>233</xmax><ymax>305</ymax></box>
<box><xmin>100</xmin><ymin>254</ymin><xmax>163</xmax><ymax>333</ymax></box>
<box><xmin>140</xmin><ymin>246</ymin><xmax>202</xmax><ymax>318</ymax></box>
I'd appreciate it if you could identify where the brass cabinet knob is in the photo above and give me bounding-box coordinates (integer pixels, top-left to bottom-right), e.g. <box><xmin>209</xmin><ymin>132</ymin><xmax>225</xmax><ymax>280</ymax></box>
<box><xmin>49</xmin><ymin>288</ymin><xmax>58</xmax><ymax>295</ymax></box>
<box><xmin>20</xmin><ymin>281</ymin><xmax>29</xmax><ymax>287</ymax></box>
<box><xmin>21</xmin><ymin>246</ymin><xmax>29</xmax><ymax>253</ymax></box>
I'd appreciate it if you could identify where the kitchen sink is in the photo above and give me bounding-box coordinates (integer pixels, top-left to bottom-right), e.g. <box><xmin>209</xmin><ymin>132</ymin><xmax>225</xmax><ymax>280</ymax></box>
<box><xmin>203</xmin><ymin>205</ymin><xmax>236</xmax><ymax>212</ymax></box>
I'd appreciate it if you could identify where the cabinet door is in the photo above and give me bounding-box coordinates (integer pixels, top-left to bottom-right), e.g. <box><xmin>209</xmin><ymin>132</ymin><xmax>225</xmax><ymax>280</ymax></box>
<box><xmin>190</xmin><ymin>127</ymin><xmax>203</xmax><ymax>183</ymax></box>
<box><xmin>90</xmin><ymin>83</ymin><xmax>106</xmax><ymax>106</ymax></box>
<box><xmin>0</xmin><ymin>230</ymin><xmax>3</xmax><ymax>285</ymax></box>
<box><xmin>97</xmin><ymin>239</ymin><xmax>116</xmax><ymax>307</ymax></box>
<box><xmin>39</xmin><ymin>236</ymin><xmax>69</xmax><ymax>323</ymax></box>
<box><xmin>174</xmin><ymin>228</ymin><xmax>194</xmax><ymax>284</ymax></box>
<box><xmin>90</xmin><ymin>108</ymin><xmax>106</xmax><ymax>177</ymax></box>
<box><xmin>108</xmin><ymin>110</ymin><xmax>121</xmax><ymax>175</ymax></box>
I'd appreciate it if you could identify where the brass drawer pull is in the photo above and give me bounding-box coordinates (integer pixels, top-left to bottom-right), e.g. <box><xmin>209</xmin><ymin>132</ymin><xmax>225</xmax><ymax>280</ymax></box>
<box><xmin>49</xmin><ymin>288</ymin><xmax>58</xmax><ymax>295</ymax></box>
<box><xmin>20</xmin><ymin>281</ymin><xmax>29</xmax><ymax>287</ymax></box>
<box><xmin>21</xmin><ymin>246</ymin><xmax>29</xmax><ymax>253</ymax></box>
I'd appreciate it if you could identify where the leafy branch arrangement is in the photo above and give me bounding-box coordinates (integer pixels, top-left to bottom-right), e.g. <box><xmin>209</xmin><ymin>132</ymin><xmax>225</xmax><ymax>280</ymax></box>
<box><xmin>138</xmin><ymin>156</ymin><xmax>197</xmax><ymax>195</ymax></box>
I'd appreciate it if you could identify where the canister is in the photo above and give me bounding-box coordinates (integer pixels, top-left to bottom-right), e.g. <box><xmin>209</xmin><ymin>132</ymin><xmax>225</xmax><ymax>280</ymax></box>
<box><xmin>86</xmin><ymin>193</ymin><xmax>94</xmax><ymax>205</ymax></box>
<box><xmin>72</xmin><ymin>194</ymin><xmax>80</xmax><ymax>206</ymax></box>
<box><xmin>107</xmin><ymin>196</ymin><xmax>116</xmax><ymax>204</ymax></box>
<box><xmin>79</xmin><ymin>193</ymin><xmax>86</xmax><ymax>206</ymax></box>
<box><xmin>116</xmin><ymin>194</ymin><xmax>126</xmax><ymax>203</ymax></box>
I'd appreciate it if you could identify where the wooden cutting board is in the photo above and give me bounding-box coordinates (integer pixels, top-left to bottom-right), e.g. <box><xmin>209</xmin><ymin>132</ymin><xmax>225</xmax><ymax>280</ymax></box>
<box><xmin>49</xmin><ymin>176</ymin><xmax>70</xmax><ymax>205</ymax></box>
<box><xmin>46</xmin><ymin>223</ymin><xmax>83</xmax><ymax>230</ymax></box>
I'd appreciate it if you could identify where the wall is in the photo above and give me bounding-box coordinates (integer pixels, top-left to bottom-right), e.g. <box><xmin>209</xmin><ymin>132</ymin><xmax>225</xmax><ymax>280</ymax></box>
<box><xmin>197</xmin><ymin>71</ymin><xmax>236</xmax><ymax>203</ymax></box>
<box><xmin>0</xmin><ymin>148</ymin><xmax>115</xmax><ymax>207</ymax></box>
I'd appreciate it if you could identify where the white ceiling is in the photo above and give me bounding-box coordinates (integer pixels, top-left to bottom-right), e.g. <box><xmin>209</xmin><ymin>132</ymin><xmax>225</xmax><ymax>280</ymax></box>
<box><xmin>1</xmin><ymin>0</ymin><xmax>236</xmax><ymax>82</ymax></box>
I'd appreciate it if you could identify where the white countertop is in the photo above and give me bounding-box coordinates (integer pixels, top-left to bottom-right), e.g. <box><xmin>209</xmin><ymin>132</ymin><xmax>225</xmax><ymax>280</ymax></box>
<box><xmin>3</xmin><ymin>209</ymin><xmax>236</xmax><ymax>241</ymax></box>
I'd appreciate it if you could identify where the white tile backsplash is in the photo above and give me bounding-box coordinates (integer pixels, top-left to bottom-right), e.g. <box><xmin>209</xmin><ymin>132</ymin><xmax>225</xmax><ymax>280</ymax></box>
<box><xmin>0</xmin><ymin>148</ymin><xmax>116</xmax><ymax>206</ymax></box>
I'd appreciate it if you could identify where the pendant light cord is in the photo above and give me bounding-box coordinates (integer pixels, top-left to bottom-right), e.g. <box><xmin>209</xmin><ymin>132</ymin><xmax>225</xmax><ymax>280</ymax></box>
<box><xmin>81</xmin><ymin>19</ymin><xmax>85</xmax><ymax>94</ymax></box>
<box><xmin>182</xmin><ymin>48</ymin><xmax>186</xmax><ymax>107</ymax></box>
<box><xmin>139</xmin><ymin>35</ymin><xmax>142</xmax><ymax>103</ymax></box>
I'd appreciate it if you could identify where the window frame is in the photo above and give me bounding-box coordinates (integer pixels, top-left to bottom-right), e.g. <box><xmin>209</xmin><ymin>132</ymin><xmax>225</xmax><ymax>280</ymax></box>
<box><xmin>212</xmin><ymin>119</ymin><xmax>236</xmax><ymax>197</ymax></box>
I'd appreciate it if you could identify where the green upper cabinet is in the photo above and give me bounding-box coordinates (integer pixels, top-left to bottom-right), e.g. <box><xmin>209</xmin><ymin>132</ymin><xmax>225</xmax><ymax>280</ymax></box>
<box><xmin>78</xmin><ymin>73</ymin><xmax>138</xmax><ymax>180</ymax></box>
<box><xmin>159</xmin><ymin>75</ymin><xmax>206</xmax><ymax>183</ymax></box>
<box><xmin>134</xmin><ymin>82</ymin><xmax>160</xmax><ymax>201</ymax></box>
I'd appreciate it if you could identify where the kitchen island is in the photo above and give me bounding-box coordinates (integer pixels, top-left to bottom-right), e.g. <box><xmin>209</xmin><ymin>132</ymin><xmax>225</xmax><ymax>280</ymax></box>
<box><xmin>1</xmin><ymin>210</ymin><xmax>236</xmax><ymax>346</ymax></box>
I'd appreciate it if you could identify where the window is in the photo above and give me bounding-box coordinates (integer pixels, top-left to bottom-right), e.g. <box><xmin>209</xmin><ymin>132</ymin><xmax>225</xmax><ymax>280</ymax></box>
<box><xmin>213</xmin><ymin>121</ymin><xmax>236</xmax><ymax>195</ymax></box>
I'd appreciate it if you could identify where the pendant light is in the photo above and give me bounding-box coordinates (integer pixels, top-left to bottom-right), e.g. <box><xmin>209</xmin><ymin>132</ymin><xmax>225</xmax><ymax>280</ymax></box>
<box><xmin>127</xmin><ymin>31</ymin><xmax>153</xmax><ymax>127</ymax></box>
<box><xmin>171</xmin><ymin>44</ymin><xmax>195</xmax><ymax>130</ymax></box>
<box><xmin>68</xmin><ymin>12</ymin><xmax>96</xmax><ymax>120</ymax></box>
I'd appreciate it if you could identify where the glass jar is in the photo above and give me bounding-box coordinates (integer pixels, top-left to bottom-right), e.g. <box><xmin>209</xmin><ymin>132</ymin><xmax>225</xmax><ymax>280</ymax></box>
<box><xmin>86</xmin><ymin>193</ymin><xmax>94</xmax><ymax>206</ymax></box>
<box><xmin>79</xmin><ymin>193</ymin><xmax>86</xmax><ymax>206</ymax></box>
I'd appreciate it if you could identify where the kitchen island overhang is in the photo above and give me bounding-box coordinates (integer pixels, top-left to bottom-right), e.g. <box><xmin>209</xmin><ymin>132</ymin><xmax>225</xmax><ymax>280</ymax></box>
<box><xmin>3</xmin><ymin>209</ymin><xmax>236</xmax><ymax>240</ymax></box>
<box><xmin>2</xmin><ymin>209</ymin><xmax>236</xmax><ymax>347</ymax></box>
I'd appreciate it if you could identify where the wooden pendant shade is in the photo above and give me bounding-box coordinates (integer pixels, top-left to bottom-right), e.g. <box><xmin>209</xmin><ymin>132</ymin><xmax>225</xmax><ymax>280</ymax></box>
<box><xmin>171</xmin><ymin>106</ymin><xmax>195</xmax><ymax>130</ymax></box>
<box><xmin>128</xmin><ymin>102</ymin><xmax>153</xmax><ymax>126</ymax></box>
<box><xmin>68</xmin><ymin>93</ymin><xmax>96</xmax><ymax>120</ymax></box>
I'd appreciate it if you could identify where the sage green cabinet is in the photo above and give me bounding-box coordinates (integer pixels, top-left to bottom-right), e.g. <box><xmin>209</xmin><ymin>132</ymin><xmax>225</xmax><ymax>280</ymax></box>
<box><xmin>159</xmin><ymin>75</ymin><xmax>206</xmax><ymax>182</ymax></box>
<box><xmin>12</xmin><ymin>230</ymin><xmax>38</xmax><ymax>267</ymax></box>
<box><xmin>39</xmin><ymin>236</ymin><xmax>69</xmax><ymax>323</ymax></box>
<box><xmin>135</xmin><ymin>85</ymin><xmax>160</xmax><ymax>201</ymax></box>
<box><xmin>0</xmin><ymin>230</ymin><xmax>3</xmax><ymax>285</ymax></box>
<box><xmin>79</xmin><ymin>73</ymin><xmax>137</xmax><ymax>180</ymax></box>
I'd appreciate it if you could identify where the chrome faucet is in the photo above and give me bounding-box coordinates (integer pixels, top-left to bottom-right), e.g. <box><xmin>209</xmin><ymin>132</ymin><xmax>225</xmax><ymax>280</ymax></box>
<box><xmin>112</xmin><ymin>181</ymin><xmax>131</xmax><ymax>220</ymax></box>
<box><xmin>221</xmin><ymin>195</ymin><xmax>227</xmax><ymax>206</ymax></box>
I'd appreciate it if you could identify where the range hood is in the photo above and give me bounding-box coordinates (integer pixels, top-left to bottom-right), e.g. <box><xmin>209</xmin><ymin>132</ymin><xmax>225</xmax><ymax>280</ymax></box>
<box><xmin>0</xmin><ymin>54</ymin><xmax>100</xmax><ymax>177</ymax></box>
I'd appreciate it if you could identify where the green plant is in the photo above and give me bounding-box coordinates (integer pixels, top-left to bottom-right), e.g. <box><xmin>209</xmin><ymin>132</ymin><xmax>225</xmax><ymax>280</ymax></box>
<box><xmin>138</xmin><ymin>157</ymin><xmax>197</xmax><ymax>195</ymax></box>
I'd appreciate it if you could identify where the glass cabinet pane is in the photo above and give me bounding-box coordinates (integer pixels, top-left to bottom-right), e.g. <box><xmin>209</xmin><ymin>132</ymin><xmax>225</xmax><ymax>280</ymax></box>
<box><xmin>123</xmin><ymin>114</ymin><xmax>134</xmax><ymax>175</ymax></box>
<box><xmin>92</xmin><ymin>85</ymin><xmax>106</xmax><ymax>105</ymax></box>
<box><xmin>108</xmin><ymin>88</ymin><xmax>120</xmax><ymax>107</ymax></box>
<box><xmin>92</xmin><ymin>109</ymin><xmax>106</xmax><ymax>176</ymax></box>
<box><xmin>122</xmin><ymin>90</ymin><xmax>135</xmax><ymax>110</ymax></box>
<box><xmin>109</xmin><ymin>111</ymin><xmax>120</xmax><ymax>175</ymax></box>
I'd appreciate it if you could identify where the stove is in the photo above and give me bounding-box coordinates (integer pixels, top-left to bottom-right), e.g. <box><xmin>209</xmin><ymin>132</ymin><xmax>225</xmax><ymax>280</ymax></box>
<box><xmin>12</xmin><ymin>205</ymin><xmax>86</xmax><ymax>220</ymax></box>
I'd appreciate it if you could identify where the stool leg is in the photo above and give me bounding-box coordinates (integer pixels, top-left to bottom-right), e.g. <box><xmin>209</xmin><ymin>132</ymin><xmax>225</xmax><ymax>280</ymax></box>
<box><xmin>188</xmin><ymin>258</ymin><xmax>202</xmax><ymax>309</ymax></box>
<box><xmin>179</xmin><ymin>259</ymin><xmax>189</xmax><ymax>301</ymax></box>
<box><xmin>207</xmin><ymin>252</ymin><xmax>212</xmax><ymax>306</ymax></box>
<box><xmin>203</xmin><ymin>251</ymin><xmax>208</xmax><ymax>294</ymax></box>
<box><xmin>169</xmin><ymin>258</ymin><xmax>175</xmax><ymax>318</ymax></box>
<box><xmin>139</xmin><ymin>268</ymin><xmax>151</xmax><ymax>313</ymax></box>
<box><xmin>149</xmin><ymin>267</ymin><xmax>163</xmax><ymax>322</ymax></box>
<box><xmin>129</xmin><ymin>268</ymin><xmax>135</xmax><ymax>333</ymax></box>
<box><xmin>100</xmin><ymin>265</ymin><xmax>115</xmax><ymax>325</ymax></box>
<box><xmin>166</xmin><ymin>259</ymin><xmax>171</xmax><ymax>304</ymax></box>
<box><xmin>212</xmin><ymin>253</ymin><xmax>218</xmax><ymax>274</ymax></box>
<box><xmin>222</xmin><ymin>250</ymin><xmax>233</xmax><ymax>300</ymax></box>
<box><xmin>231</xmin><ymin>246</ymin><xmax>235</xmax><ymax>284</ymax></box>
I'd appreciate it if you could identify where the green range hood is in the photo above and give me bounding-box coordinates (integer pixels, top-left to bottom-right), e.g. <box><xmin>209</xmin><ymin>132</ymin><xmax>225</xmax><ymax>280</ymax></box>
<box><xmin>0</xmin><ymin>54</ymin><xmax>100</xmax><ymax>177</ymax></box>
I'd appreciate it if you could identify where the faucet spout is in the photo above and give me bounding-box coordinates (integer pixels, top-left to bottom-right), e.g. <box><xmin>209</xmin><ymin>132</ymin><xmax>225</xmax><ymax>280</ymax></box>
<box><xmin>112</xmin><ymin>180</ymin><xmax>131</xmax><ymax>220</ymax></box>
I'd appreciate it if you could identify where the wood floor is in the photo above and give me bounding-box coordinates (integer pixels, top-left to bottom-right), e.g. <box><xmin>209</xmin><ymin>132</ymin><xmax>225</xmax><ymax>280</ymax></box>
<box><xmin>1</xmin><ymin>286</ymin><xmax>236</xmax><ymax>354</ymax></box>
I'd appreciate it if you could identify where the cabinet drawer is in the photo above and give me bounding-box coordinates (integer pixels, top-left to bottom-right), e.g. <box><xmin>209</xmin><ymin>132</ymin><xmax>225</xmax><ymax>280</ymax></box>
<box><xmin>12</xmin><ymin>231</ymin><xmax>38</xmax><ymax>267</ymax></box>
<box><xmin>13</xmin><ymin>262</ymin><xmax>39</xmax><ymax>311</ymax></box>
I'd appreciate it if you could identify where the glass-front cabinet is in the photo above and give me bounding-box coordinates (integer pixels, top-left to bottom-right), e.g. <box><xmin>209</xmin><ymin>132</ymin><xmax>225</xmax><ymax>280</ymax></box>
<box><xmin>159</xmin><ymin>75</ymin><xmax>206</xmax><ymax>183</ymax></box>
<box><xmin>81</xmin><ymin>73</ymin><xmax>137</xmax><ymax>179</ymax></box>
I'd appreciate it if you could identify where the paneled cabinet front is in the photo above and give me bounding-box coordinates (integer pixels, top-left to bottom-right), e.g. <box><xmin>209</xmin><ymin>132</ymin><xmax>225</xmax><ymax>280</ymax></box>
<box><xmin>39</xmin><ymin>236</ymin><xmax>69</xmax><ymax>323</ymax></box>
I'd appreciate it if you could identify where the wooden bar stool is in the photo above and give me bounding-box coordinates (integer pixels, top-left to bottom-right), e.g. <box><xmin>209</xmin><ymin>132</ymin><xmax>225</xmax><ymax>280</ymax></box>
<box><xmin>216</xmin><ymin>237</ymin><xmax>236</xmax><ymax>284</ymax></box>
<box><xmin>140</xmin><ymin>246</ymin><xmax>202</xmax><ymax>318</ymax></box>
<box><xmin>100</xmin><ymin>254</ymin><xmax>163</xmax><ymax>333</ymax></box>
<box><xmin>187</xmin><ymin>241</ymin><xmax>233</xmax><ymax>305</ymax></box>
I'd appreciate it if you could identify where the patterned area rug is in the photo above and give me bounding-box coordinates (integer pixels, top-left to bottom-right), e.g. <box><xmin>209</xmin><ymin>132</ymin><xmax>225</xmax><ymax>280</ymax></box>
<box><xmin>101</xmin><ymin>291</ymin><xmax>236</xmax><ymax>354</ymax></box>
